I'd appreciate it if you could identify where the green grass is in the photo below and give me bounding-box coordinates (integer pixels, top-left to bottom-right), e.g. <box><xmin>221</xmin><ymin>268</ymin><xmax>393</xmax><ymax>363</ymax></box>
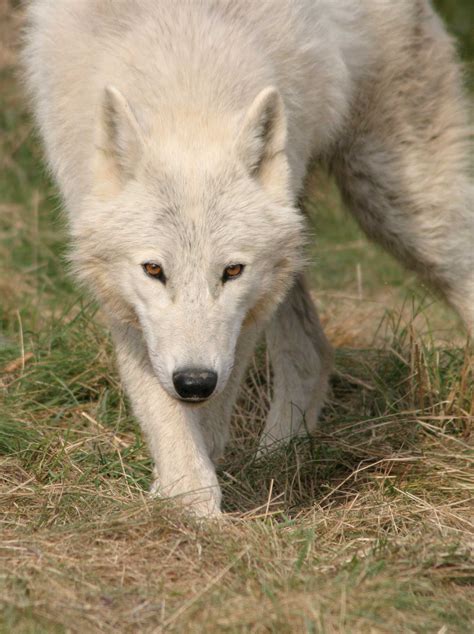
<box><xmin>1</xmin><ymin>3</ymin><xmax>473</xmax><ymax>633</ymax></box>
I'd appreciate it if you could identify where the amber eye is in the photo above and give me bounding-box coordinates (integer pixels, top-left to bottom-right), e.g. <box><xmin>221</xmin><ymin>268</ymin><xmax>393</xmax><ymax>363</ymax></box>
<box><xmin>142</xmin><ymin>262</ymin><xmax>165</xmax><ymax>282</ymax></box>
<box><xmin>222</xmin><ymin>263</ymin><xmax>244</xmax><ymax>282</ymax></box>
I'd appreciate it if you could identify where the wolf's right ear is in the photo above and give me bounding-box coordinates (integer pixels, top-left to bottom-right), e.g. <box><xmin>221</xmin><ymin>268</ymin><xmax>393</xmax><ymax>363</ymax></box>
<box><xmin>94</xmin><ymin>86</ymin><xmax>144</xmax><ymax>195</ymax></box>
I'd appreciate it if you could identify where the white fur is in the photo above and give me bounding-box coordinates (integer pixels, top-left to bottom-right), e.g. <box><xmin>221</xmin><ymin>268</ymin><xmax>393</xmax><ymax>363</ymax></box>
<box><xmin>22</xmin><ymin>0</ymin><xmax>473</xmax><ymax>516</ymax></box>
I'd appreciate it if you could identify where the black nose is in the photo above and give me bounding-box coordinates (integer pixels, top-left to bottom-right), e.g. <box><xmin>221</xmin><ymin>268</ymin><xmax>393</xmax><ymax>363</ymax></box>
<box><xmin>172</xmin><ymin>368</ymin><xmax>218</xmax><ymax>401</ymax></box>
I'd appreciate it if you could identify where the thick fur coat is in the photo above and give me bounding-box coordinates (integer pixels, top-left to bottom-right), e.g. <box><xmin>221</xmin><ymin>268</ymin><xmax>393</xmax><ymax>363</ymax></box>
<box><xmin>22</xmin><ymin>0</ymin><xmax>473</xmax><ymax>516</ymax></box>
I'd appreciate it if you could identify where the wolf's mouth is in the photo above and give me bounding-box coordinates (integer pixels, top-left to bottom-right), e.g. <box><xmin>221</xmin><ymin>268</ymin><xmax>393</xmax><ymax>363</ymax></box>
<box><xmin>176</xmin><ymin>395</ymin><xmax>214</xmax><ymax>406</ymax></box>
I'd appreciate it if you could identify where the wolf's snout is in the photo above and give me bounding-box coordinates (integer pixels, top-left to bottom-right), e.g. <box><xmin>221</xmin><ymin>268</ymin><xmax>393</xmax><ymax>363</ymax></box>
<box><xmin>172</xmin><ymin>368</ymin><xmax>218</xmax><ymax>402</ymax></box>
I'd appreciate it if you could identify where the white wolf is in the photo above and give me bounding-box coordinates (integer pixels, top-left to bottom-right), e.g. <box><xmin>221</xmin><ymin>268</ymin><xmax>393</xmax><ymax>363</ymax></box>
<box><xmin>23</xmin><ymin>0</ymin><xmax>473</xmax><ymax>516</ymax></box>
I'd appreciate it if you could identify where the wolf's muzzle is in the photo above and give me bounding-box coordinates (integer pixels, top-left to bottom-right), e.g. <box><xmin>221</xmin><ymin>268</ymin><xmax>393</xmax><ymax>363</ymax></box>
<box><xmin>172</xmin><ymin>368</ymin><xmax>218</xmax><ymax>402</ymax></box>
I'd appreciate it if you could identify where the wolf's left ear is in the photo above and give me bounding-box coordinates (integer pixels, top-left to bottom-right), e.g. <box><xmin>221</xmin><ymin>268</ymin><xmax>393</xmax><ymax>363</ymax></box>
<box><xmin>94</xmin><ymin>86</ymin><xmax>144</xmax><ymax>195</ymax></box>
<box><xmin>236</xmin><ymin>86</ymin><xmax>290</xmax><ymax>202</ymax></box>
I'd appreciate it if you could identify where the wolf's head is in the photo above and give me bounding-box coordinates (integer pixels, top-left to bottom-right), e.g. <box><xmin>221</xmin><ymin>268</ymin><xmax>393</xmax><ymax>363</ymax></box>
<box><xmin>72</xmin><ymin>86</ymin><xmax>305</xmax><ymax>402</ymax></box>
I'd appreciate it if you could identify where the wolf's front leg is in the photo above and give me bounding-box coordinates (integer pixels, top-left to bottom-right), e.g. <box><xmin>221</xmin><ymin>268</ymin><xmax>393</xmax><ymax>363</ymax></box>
<box><xmin>111</xmin><ymin>323</ymin><xmax>221</xmax><ymax>517</ymax></box>
<box><xmin>259</xmin><ymin>275</ymin><xmax>333</xmax><ymax>453</ymax></box>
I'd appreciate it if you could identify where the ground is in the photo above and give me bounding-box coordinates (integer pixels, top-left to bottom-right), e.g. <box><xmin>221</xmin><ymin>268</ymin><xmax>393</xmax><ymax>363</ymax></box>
<box><xmin>0</xmin><ymin>2</ymin><xmax>473</xmax><ymax>633</ymax></box>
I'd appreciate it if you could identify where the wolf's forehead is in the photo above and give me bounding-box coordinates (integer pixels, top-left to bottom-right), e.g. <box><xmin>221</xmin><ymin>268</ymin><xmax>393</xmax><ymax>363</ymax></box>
<box><xmin>153</xmin><ymin>205</ymin><xmax>257</xmax><ymax>256</ymax></box>
<box><xmin>147</xmin><ymin>158</ymin><xmax>237</xmax><ymax>205</ymax></box>
<box><xmin>146</xmin><ymin>165</ymin><xmax>252</xmax><ymax>228</ymax></box>
<box><xmin>138</xmin><ymin>158</ymin><xmax>270</xmax><ymax>253</ymax></box>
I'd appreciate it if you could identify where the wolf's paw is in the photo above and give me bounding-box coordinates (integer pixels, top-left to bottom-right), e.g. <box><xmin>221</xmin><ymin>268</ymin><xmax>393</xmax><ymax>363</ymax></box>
<box><xmin>149</xmin><ymin>476</ymin><xmax>161</xmax><ymax>497</ymax></box>
<box><xmin>149</xmin><ymin>475</ymin><xmax>222</xmax><ymax>519</ymax></box>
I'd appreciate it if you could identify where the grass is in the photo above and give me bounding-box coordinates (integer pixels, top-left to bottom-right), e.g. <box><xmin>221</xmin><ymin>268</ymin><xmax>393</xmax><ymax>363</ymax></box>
<box><xmin>1</xmin><ymin>2</ymin><xmax>473</xmax><ymax>632</ymax></box>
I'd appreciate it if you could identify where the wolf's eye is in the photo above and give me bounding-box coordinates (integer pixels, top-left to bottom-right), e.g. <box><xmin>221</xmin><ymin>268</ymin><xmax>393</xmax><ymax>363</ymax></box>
<box><xmin>142</xmin><ymin>262</ymin><xmax>165</xmax><ymax>283</ymax></box>
<box><xmin>222</xmin><ymin>263</ymin><xmax>244</xmax><ymax>282</ymax></box>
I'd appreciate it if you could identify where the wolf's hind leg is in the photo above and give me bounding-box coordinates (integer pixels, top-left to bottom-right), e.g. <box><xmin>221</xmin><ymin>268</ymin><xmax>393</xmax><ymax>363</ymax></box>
<box><xmin>259</xmin><ymin>276</ymin><xmax>333</xmax><ymax>453</ymax></box>
<box><xmin>333</xmin><ymin>2</ymin><xmax>473</xmax><ymax>333</ymax></box>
